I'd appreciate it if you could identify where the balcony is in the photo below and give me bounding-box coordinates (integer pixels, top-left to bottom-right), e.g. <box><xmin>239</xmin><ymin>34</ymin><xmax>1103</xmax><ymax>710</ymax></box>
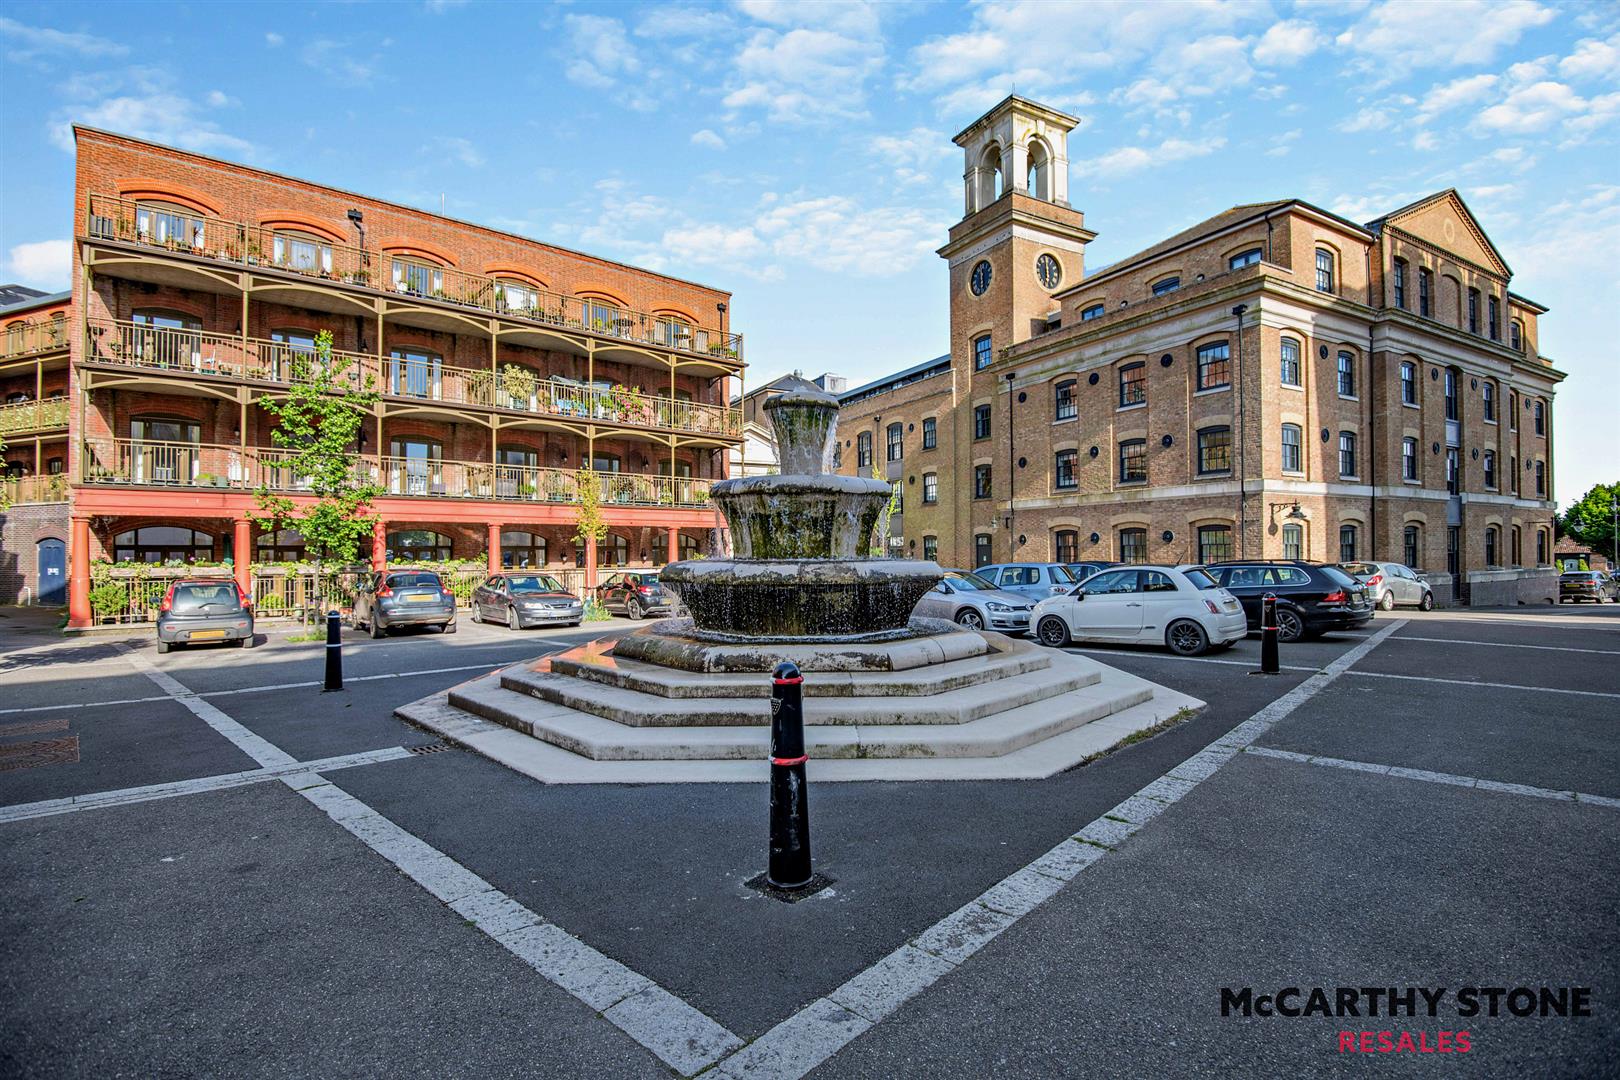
<box><xmin>79</xmin><ymin>438</ymin><xmax>714</xmax><ymax>509</ymax></box>
<box><xmin>1</xmin><ymin>317</ymin><xmax>68</xmax><ymax>360</ymax></box>
<box><xmin>84</xmin><ymin>194</ymin><xmax>743</xmax><ymax>363</ymax></box>
<box><xmin>2</xmin><ymin>474</ymin><xmax>68</xmax><ymax>505</ymax></box>
<box><xmin>0</xmin><ymin>398</ymin><xmax>68</xmax><ymax>437</ymax></box>
<box><xmin>83</xmin><ymin>319</ymin><xmax>742</xmax><ymax>439</ymax></box>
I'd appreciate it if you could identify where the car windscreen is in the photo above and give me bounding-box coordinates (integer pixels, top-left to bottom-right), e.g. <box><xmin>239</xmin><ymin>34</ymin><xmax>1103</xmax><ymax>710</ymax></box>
<box><xmin>1337</xmin><ymin>562</ymin><xmax>1380</xmax><ymax>578</ymax></box>
<box><xmin>945</xmin><ymin>572</ymin><xmax>997</xmax><ymax>591</ymax></box>
<box><xmin>1561</xmin><ymin>572</ymin><xmax>1595</xmax><ymax>581</ymax></box>
<box><xmin>1182</xmin><ymin>568</ymin><xmax>1221</xmax><ymax>590</ymax></box>
<box><xmin>170</xmin><ymin>583</ymin><xmax>242</xmax><ymax>614</ymax></box>
<box><xmin>1317</xmin><ymin>566</ymin><xmax>1359</xmax><ymax>588</ymax></box>
<box><xmin>387</xmin><ymin>573</ymin><xmax>442</xmax><ymax>588</ymax></box>
<box><xmin>1047</xmin><ymin>565</ymin><xmax>1076</xmax><ymax>583</ymax></box>
<box><xmin>509</xmin><ymin>575</ymin><xmax>565</xmax><ymax>594</ymax></box>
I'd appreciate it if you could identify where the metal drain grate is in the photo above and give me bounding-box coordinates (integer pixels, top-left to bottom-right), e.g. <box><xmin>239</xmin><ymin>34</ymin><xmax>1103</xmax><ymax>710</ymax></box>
<box><xmin>0</xmin><ymin>736</ymin><xmax>81</xmax><ymax>772</ymax></box>
<box><xmin>0</xmin><ymin>718</ymin><xmax>70</xmax><ymax>738</ymax></box>
<box><xmin>407</xmin><ymin>742</ymin><xmax>456</xmax><ymax>755</ymax></box>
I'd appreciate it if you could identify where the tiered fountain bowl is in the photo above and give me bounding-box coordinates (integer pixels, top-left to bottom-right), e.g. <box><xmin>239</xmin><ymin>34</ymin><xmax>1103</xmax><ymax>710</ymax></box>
<box><xmin>397</xmin><ymin>378</ymin><xmax>1201</xmax><ymax>782</ymax></box>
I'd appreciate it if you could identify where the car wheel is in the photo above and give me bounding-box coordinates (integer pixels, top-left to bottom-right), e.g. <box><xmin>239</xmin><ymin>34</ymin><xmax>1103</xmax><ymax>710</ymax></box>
<box><xmin>442</xmin><ymin>621</ymin><xmax>456</xmax><ymax>634</ymax></box>
<box><xmin>1036</xmin><ymin>615</ymin><xmax>1070</xmax><ymax>648</ymax></box>
<box><xmin>568</xmin><ymin>621</ymin><xmax>582</xmax><ymax>627</ymax></box>
<box><xmin>156</xmin><ymin>640</ymin><xmax>171</xmax><ymax>654</ymax></box>
<box><xmin>508</xmin><ymin>606</ymin><xmax>520</xmax><ymax>631</ymax></box>
<box><xmin>955</xmin><ymin>608</ymin><xmax>985</xmax><ymax>631</ymax></box>
<box><xmin>1419</xmin><ymin>591</ymin><xmax>1434</xmax><ymax>611</ymax></box>
<box><xmin>369</xmin><ymin>616</ymin><xmax>386</xmax><ymax>639</ymax></box>
<box><xmin>1275</xmin><ymin>607</ymin><xmax>1305</xmax><ymax>643</ymax></box>
<box><xmin>628</xmin><ymin>598</ymin><xmax>645</xmax><ymax>620</ymax></box>
<box><xmin>1166</xmin><ymin>619</ymin><xmax>1210</xmax><ymax>656</ymax></box>
<box><xmin>1379</xmin><ymin>591</ymin><xmax>1396</xmax><ymax>611</ymax></box>
<box><xmin>232</xmin><ymin>637</ymin><xmax>246</xmax><ymax>648</ymax></box>
<box><xmin>470</xmin><ymin>604</ymin><xmax>482</xmax><ymax>624</ymax></box>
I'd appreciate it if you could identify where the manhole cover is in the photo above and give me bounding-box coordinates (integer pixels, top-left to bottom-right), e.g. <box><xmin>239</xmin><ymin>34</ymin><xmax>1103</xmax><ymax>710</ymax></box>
<box><xmin>0</xmin><ymin>718</ymin><xmax>69</xmax><ymax>739</ymax></box>
<box><xmin>0</xmin><ymin>736</ymin><xmax>80</xmax><ymax>772</ymax></box>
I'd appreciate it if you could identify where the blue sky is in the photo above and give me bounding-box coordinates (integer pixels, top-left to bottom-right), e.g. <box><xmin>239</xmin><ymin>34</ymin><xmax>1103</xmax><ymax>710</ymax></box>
<box><xmin>1</xmin><ymin>0</ymin><xmax>1615</xmax><ymax>503</ymax></box>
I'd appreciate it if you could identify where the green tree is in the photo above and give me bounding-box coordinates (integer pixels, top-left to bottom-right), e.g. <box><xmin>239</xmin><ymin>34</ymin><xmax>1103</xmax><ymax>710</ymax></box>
<box><xmin>1558</xmin><ymin>482</ymin><xmax>1619</xmax><ymax>562</ymax></box>
<box><xmin>252</xmin><ymin>330</ymin><xmax>382</xmax><ymax>563</ymax></box>
<box><xmin>573</xmin><ymin>467</ymin><xmax>608</xmax><ymax>552</ymax></box>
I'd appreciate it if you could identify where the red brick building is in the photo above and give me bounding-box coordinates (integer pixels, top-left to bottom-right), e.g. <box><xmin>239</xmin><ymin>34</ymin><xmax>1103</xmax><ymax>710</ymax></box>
<box><xmin>33</xmin><ymin>128</ymin><xmax>745</xmax><ymax>624</ymax></box>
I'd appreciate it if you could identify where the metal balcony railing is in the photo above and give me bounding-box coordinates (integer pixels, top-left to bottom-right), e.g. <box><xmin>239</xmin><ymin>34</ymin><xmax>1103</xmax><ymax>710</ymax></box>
<box><xmin>85</xmin><ymin>194</ymin><xmax>743</xmax><ymax>362</ymax></box>
<box><xmin>2</xmin><ymin>474</ymin><xmax>69</xmax><ymax>505</ymax></box>
<box><xmin>1</xmin><ymin>316</ymin><xmax>69</xmax><ymax>359</ymax></box>
<box><xmin>79</xmin><ymin>438</ymin><xmax>714</xmax><ymax>508</ymax></box>
<box><xmin>0</xmin><ymin>397</ymin><xmax>68</xmax><ymax>436</ymax></box>
<box><xmin>83</xmin><ymin>319</ymin><xmax>742</xmax><ymax>437</ymax></box>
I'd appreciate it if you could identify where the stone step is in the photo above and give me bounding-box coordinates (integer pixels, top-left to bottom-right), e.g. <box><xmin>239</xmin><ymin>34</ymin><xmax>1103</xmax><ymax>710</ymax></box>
<box><xmin>547</xmin><ymin>639</ymin><xmax>1052</xmax><ymax>699</ymax></box>
<box><xmin>440</xmin><ymin>658</ymin><xmax>1154</xmax><ymax>763</ymax></box>
<box><xmin>490</xmin><ymin>649</ymin><xmax>1096</xmax><ymax>728</ymax></box>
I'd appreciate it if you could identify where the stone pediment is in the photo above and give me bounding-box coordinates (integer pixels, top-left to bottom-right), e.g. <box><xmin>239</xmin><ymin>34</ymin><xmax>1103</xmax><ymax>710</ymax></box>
<box><xmin>1380</xmin><ymin>190</ymin><xmax>1510</xmax><ymax>277</ymax></box>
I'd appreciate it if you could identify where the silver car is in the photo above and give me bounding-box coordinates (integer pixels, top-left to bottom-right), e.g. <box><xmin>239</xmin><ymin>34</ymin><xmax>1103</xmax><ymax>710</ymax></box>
<box><xmin>1334</xmin><ymin>561</ymin><xmax>1434</xmax><ymax>611</ymax></box>
<box><xmin>155</xmin><ymin>579</ymin><xmax>255</xmax><ymax>653</ymax></box>
<box><xmin>353</xmin><ymin>570</ymin><xmax>458</xmax><ymax>637</ymax></box>
<box><xmin>470</xmin><ymin>572</ymin><xmax>584</xmax><ymax>628</ymax></box>
<box><xmin>913</xmin><ymin>570</ymin><xmax>1035</xmax><ymax>633</ymax></box>
<box><xmin>975</xmin><ymin>562</ymin><xmax>1079</xmax><ymax>602</ymax></box>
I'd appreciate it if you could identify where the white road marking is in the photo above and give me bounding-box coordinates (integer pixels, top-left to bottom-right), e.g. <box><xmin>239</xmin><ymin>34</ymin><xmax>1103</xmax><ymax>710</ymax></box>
<box><xmin>1394</xmin><ymin>635</ymin><xmax>1620</xmax><ymax>656</ymax></box>
<box><xmin>109</xmin><ymin>640</ymin><xmax>740</xmax><ymax>1075</ymax></box>
<box><xmin>0</xmin><ymin>746</ymin><xmax>415</xmax><ymax>823</ymax></box>
<box><xmin>710</xmin><ymin>620</ymin><xmax>1408</xmax><ymax>1079</ymax></box>
<box><xmin>1243</xmin><ymin>746</ymin><xmax>1620</xmax><ymax>808</ymax></box>
<box><xmin>0</xmin><ymin>695</ymin><xmax>175</xmax><ymax>716</ymax></box>
<box><xmin>1344</xmin><ymin>670</ymin><xmax>1620</xmax><ymax>700</ymax></box>
<box><xmin>1068</xmin><ymin>648</ymin><xmax>1319</xmax><ymax>673</ymax></box>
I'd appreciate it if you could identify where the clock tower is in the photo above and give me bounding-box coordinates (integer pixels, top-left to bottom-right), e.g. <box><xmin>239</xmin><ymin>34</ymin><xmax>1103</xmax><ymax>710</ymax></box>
<box><xmin>937</xmin><ymin>96</ymin><xmax>1096</xmax><ymax>565</ymax></box>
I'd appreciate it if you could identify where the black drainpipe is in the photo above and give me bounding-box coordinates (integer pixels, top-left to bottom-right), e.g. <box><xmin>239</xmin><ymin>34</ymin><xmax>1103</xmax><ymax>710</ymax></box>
<box><xmin>1006</xmin><ymin>371</ymin><xmax>1017</xmax><ymax>560</ymax></box>
<box><xmin>1367</xmin><ymin>242</ymin><xmax>1378</xmax><ymax>557</ymax></box>
<box><xmin>1232</xmin><ymin>304</ymin><xmax>1248</xmax><ymax>558</ymax></box>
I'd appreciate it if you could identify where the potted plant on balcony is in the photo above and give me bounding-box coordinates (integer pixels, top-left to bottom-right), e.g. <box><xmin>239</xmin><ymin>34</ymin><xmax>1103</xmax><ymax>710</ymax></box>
<box><xmin>246</xmin><ymin>239</ymin><xmax>261</xmax><ymax>265</ymax></box>
<box><xmin>501</xmin><ymin>364</ymin><xmax>537</xmax><ymax>411</ymax></box>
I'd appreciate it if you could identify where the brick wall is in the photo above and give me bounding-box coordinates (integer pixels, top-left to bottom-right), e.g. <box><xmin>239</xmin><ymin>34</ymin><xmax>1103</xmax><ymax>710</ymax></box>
<box><xmin>0</xmin><ymin>502</ymin><xmax>70</xmax><ymax>605</ymax></box>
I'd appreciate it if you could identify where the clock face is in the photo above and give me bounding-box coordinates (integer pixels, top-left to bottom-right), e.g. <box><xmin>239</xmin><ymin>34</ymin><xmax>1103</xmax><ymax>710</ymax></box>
<box><xmin>1036</xmin><ymin>253</ymin><xmax>1061</xmax><ymax>290</ymax></box>
<box><xmin>970</xmin><ymin>260</ymin><xmax>992</xmax><ymax>296</ymax></box>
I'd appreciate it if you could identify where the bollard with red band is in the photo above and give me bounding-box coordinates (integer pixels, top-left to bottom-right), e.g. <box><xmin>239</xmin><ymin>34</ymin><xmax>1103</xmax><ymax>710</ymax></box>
<box><xmin>1258</xmin><ymin>592</ymin><xmax>1281</xmax><ymax>675</ymax></box>
<box><xmin>768</xmin><ymin>660</ymin><xmax>813</xmax><ymax>889</ymax></box>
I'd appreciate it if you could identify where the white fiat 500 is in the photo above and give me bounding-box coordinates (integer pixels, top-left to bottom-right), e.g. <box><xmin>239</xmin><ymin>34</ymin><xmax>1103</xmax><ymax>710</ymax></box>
<box><xmin>1031</xmin><ymin>564</ymin><xmax>1248</xmax><ymax>656</ymax></box>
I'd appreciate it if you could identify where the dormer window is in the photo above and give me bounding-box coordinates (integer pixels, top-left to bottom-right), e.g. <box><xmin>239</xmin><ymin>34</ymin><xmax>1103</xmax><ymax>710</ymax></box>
<box><xmin>1151</xmin><ymin>277</ymin><xmax>1180</xmax><ymax>297</ymax></box>
<box><xmin>135</xmin><ymin>201</ymin><xmax>204</xmax><ymax>248</ymax></box>
<box><xmin>1229</xmin><ymin>248</ymin><xmax>1261</xmax><ymax>270</ymax></box>
<box><xmin>273</xmin><ymin>231</ymin><xmax>333</xmax><ymax>275</ymax></box>
<box><xmin>1080</xmin><ymin>303</ymin><xmax>1104</xmax><ymax>322</ymax></box>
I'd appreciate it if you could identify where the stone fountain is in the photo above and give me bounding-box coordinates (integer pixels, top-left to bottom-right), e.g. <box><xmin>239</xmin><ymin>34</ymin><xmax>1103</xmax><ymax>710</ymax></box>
<box><xmin>397</xmin><ymin>380</ymin><xmax>1201</xmax><ymax>782</ymax></box>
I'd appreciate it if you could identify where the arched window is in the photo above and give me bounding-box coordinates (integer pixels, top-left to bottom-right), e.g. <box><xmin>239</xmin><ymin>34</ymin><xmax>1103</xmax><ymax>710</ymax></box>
<box><xmin>392</xmin><ymin>256</ymin><xmax>446</xmax><ymax>298</ymax></box>
<box><xmin>500</xmin><ymin>530</ymin><xmax>547</xmax><ymax>568</ymax></box>
<box><xmin>1026</xmin><ymin>139</ymin><xmax>1051</xmax><ymax>200</ymax></box>
<box><xmin>272</xmin><ymin>230</ymin><xmax>333</xmax><ymax>275</ymax></box>
<box><xmin>886</xmin><ymin>422</ymin><xmax>904</xmax><ymax>462</ymax></box>
<box><xmin>1483</xmin><ymin>450</ymin><xmax>1497</xmax><ymax>489</ymax></box>
<box><xmin>1482</xmin><ymin>381</ymin><xmax>1496</xmax><ymax>422</ymax></box>
<box><xmin>1281</xmin><ymin>424</ymin><xmax>1303</xmax><ymax>473</ymax></box>
<box><xmin>602</xmin><ymin>532</ymin><xmax>630</xmax><ymax>567</ymax></box>
<box><xmin>1055</xmin><ymin>529</ymin><xmax>1079</xmax><ymax>562</ymax></box>
<box><xmin>1196</xmin><ymin>426</ymin><xmax>1232</xmax><ymax>475</ymax></box>
<box><xmin>1197</xmin><ymin>524</ymin><xmax>1233</xmax><ymax>564</ymax></box>
<box><xmin>255</xmin><ymin>528</ymin><xmax>306</xmax><ymax>562</ymax></box>
<box><xmin>387</xmin><ymin>530</ymin><xmax>453</xmax><ymax>562</ymax></box>
<box><xmin>389</xmin><ymin>347</ymin><xmax>442</xmax><ymax>399</ymax></box>
<box><xmin>1315</xmin><ymin>248</ymin><xmax>1335</xmax><ymax>293</ymax></box>
<box><xmin>1485</xmin><ymin>526</ymin><xmax>1499</xmax><ymax>567</ymax></box>
<box><xmin>1280</xmin><ymin>338</ymin><xmax>1301</xmax><ymax>386</ymax></box>
<box><xmin>1533</xmin><ymin>400</ymin><xmax>1545</xmax><ymax>436</ymax></box>
<box><xmin>980</xmin><ymin>144</ymin><xmax>1004</xmax><ymax>206</ymax></box>
<box><xmin>1054</xmin><ymin>449</ymin><xmax>1078</xmax><ymax>489</ymax></box>
<box><xmin>856</xmin><ymin>431</ymin><xmax>873</xmax><ymax>469</ymax></box>
<box><xmin>1510</xmin><ymin>320</ymin><xmax>1524</xmax><ymax>352</ymax></box>
<box><xmin>114</xmin><ymin>525</ymin><xmax>215</xmax><ymax>563</ymax></box>
<box><xmin>1511</xmin><ymin>525</ymin><xmax>1522</xmax><ymax>566</ymax></box>
<box><xmin>1118</xmin><ymin>528</ymin><xmax>1148</xmax><ymax>564</ymax></box>
<box><xmin>135</xmin><ymin>201</ymin><xmax>204</xmax><ymax>249</ymax></box>
<box><xmin>495</xmin><ymin>278</ymin><xmax>540</xmax><ymax>316</ymax></box>
<box><xmin>1339</xmin><ymin>524</ymin><xmax>1359</xmax><ymax>562</ymax></box>
<box><xmin>1337</xmin><ymin>351</ymin><xmax>1356</xmax><ymax>397</ymax></box>
<box><xmin>1282</xmin><ymin>523</ymin><xmax>1304</xmax><ymax>560</ymax></box>
<box><xmin>1404</xmin><ymin>525</ymin><xmax>1421</xmax><ymax>569</ymax></box>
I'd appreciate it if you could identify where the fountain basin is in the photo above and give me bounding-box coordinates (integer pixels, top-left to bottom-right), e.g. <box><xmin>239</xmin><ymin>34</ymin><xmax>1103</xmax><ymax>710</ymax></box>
<box><xmin>711</xmin><ymin>474</ymin><xmax>895</xmax><ymax>559</ymax></box>
<box><xmin>661</xmin><ymin>558</ymin><xmax>940</xmax><ymax>641</ymax></box>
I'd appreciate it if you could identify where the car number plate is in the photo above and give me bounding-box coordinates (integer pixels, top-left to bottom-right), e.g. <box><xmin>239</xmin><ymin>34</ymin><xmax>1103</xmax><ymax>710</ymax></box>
<box><xmin>190</xmin><ymin>629</ymin><xmax>226</xmax><ymax>640</ymax></box>
<box><xmin>405</xmin><ymin>594</ymin><xmax>435</xmax><ymax>603</ymax></box>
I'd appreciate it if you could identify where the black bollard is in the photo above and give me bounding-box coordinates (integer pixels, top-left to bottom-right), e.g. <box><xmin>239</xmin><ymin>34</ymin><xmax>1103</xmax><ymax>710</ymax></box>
<box><xmin>323</xmin><ymin>609</ymin><xmax>344</xmax><ymax>692</ymax></box>
<box><xmin>1258</xmin><ymin>592</ymin><xmax>1280</xmax><ymax>675</ymax></box>
<box><xmin>767</xmin><ymin>661</ymin><xmax>813</xmax><ymax>889</ymax></box>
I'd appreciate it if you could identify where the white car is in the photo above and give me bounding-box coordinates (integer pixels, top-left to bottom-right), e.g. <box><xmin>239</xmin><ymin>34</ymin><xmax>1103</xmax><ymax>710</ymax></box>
<box><xmin>1031</xmin><ymin>564</ymin><xmax>1248</xmax><ymax>656</ymax></box>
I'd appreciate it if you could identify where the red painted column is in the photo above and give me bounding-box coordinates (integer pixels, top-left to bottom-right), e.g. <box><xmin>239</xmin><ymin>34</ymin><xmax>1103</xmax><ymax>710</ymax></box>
<box><xmin>371</xmin><ymin>519</ymin><xmax>387</xmax><ymax>572</ymax></box>
<box><xmin>667</xmin><ymin>527</ymin><xmax>679</xmax><ymax>566</ymax></box>
<box><xmin>68</xmin><ymin>515</ymin><xmax>92</xmax><ymax>628</ymax></box>
<box><xmin>233</xmin><ymin>518</ymin><xmax>252</xmax><ymax>598</ymax></box>
<box><xmin>585</xmin><ymin>533</ymin><xmax>598</xmax><ymax>589</ymax></box>
<box><xmin>487</xmin><ymin>522</ymin><xmax>502</xmax><ymax>576</ymax></box>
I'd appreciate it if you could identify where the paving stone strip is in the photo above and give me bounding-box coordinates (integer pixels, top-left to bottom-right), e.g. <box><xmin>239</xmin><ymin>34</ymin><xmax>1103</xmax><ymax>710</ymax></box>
<box><xmin>706</xmin><ymin>620</ymin><xmax>1407</xmax><ymax>1079</ymax></box>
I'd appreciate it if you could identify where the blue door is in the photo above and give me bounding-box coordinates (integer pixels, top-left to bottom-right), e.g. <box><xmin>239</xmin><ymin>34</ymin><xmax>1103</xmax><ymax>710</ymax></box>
<box><xmin>37</xmin><ymin>538</ymin><xmax>67</xmax><ymax>605</ymax></box>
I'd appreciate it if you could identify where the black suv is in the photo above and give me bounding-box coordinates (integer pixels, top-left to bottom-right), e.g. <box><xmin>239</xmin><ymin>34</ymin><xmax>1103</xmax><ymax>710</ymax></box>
<box><xmin>1203</xmin><ymin>561</ymin><xmax>1374</xmax><ymax>642</ymax></box>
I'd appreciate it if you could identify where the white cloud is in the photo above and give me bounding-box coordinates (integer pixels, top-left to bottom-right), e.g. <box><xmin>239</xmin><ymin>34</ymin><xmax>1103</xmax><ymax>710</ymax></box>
<box><xmin>1253</xmin><ymin>20</ymin><xmax>1326</xmax><ymax>67</ymax></box>
<box><xmin>1559</xmin><ymin>33</ymin><xmax>1620</xmax><ymax>81</ymax></box>
<box><xmin>636</xmin><ymin>6</ymin><xmax>735</xmax><ymax>38</ymax></box>
<box><xmin>660</xmin><ymin>222</ymin><xmax>766</xmax><ymax>265</ymax></box>
<box><xmin>1266</xmin><ymin>128</ymin><xmax>1302</xmax><ymax>155</ymax></box>
<box><xmin>1336</xmin><ymin>0</ymin><xmax>1555</xmax><ymax>70</ymax></box>
<box><xmin>265</xmin><ymin>32</ymin><xmax>284</xmax><ymax>47</ymax></box>
<box><xmin>726</xmin><ymin>26</ymin><xmax>883</xmax><ymax>122</ymax></box>
<box><xmin>562</xmin><ymin>14</ymin><xmax>640</xmax><ymax>90</ymax></box>
<box><xmin>48</xmin><ymin>67</ymin><xmax>257</xmax><ymax>159</ymax></box>
<box><xmin>1415</xmin><ymin>73</ymin><xmax>1500</xmax><ymax>120</ymax></box>
<box><xmin>0</xmin><ymin>16</ymin><xmax>127</xmax><ymax>61</ymax></box>
<box><xmin>690</xmin><ymin>128</ymin><xmax>726</xmax><ymax>149</ymax></box>
<box><xmin>1412</xmin><ymin>129</ymin><xmax>1439</xmax><ymax>151</ymax></box>
<box><xmin>754</xmin><ymin>194</ymin><xmax>942</xmax><ymax>274</ymax></box>
<box><xmin>1339</xmin><ymin>107</ymin><xmax>1392</xmax><ymax>132</ymax></box>
<box><xmin>424</xmin><ymin>136</ymin><xmax>484</xmax><ymax>168</ymax></box>
<box><xmin>3</xmin><ymin>239</ymin><xmax>70</xmax><ymax>290</ymax></box>
<box><xmin>1114</xmin><ymin>77</ymin><xmax>1180</xmax><ymax>110</ymax></box>
<box><xmin>1480</xmin><ymin>80</ymin><xmax>1594</xmax><ymax>133</ymax></box>
<box><xmin>734</xmin><ymin>0</ymin><xmax>880</xmax><ymax>38</ymax></box>
<box><xmin>301</xmin><ymin>39</ymin><xmax>381</xmax><ymax>86</ymax></box>
<box><xmin>424</xmin><ymin>0</ymin><xmax>469</xmax><ymax>11</ymax></box>
<box><xmin>1076</xmin><ymin>136</ymin><xmax>1225</xmax><ymax>180</ymax></box>
<box><xmin>205</xmin><ymin>89</ymin><xmax>234</xmax><ymax>108</ymax></box>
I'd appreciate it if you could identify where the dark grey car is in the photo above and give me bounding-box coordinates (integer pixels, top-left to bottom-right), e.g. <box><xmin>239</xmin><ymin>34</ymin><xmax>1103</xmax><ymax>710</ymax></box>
<box><xmin>471</xmin><ymin>572</ymin><xmax>584</xmax><ymax>629</ymax></box>
<box><xmin>353</xmin><ymin>570</ymin><xmax>457</xmax><ymax>637</ymax></box>
<box><xmin>155</xmin><ymin>579</ymin><xmax>255</xmax><ymax>653</ymax></box>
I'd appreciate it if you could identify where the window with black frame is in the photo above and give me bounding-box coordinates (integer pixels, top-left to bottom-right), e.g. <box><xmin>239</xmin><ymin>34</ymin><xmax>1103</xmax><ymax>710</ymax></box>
<box><xmin>974</xmin><ymin>404</ymin><xmax>992</xmax><ymax>440</ymax></box>
<box><xmin>973</xmin><ymin>464</ymin><xmax>992</xmax><ymax>499</ymax></box>
<box><xmin>1196</xmin><ymin>426</ymin><xmax>1231</xmax><ymax>475</ymax></box>
<box><xmin>1198</xmin><ymin>525</ymin><xmax>1233</xmax><ymax>563</ymax></box>
<box><xmin>1119</xmin><ymin>362</ymin><xmax>1146</xmax><ymax>406</ymax></box>
<box><xmin>923</xmin><ymin>473</ymin><xmax>938</xmax><ymax>503</ymax></box>
<box><xmin>1196</xmin><ymin>342</ymin><xmax>1229</xmax><ymax>390</ymax></box>
<box><xmin>1280</xmin><ymin>338</ymin><xmax>1301</xmax><ymax>386</ymax></box>
<box><xmin>1282</xmin><ymin>424</ymin><xmax>1303</xmax><ymax>474</ymax></box>
<box><xmin>922</xmin><ymin>416</ymin><xmax>937</xmax><ymax>449</ymax></box>
<box><xmin>1118</xmin><ymin>439</ymin><xmax>1147</xmax><ymax>483</ymax></box>
<box><xmin>1055</xmin><ymin>530</ymin><xmax>1079</xmax><ymax>562</ymax></box>
<box><xmin>1054</xmin><ymin>449</ymin><xmax>1078</xmax><ymax>489</ymax></box>
<box><xmin>1339</xmin><ymin>431</ymin><xmax>1357</xmax><ymax>478</ymax></box>
<box><xmin>1119</xmin><ymin>527</ymin><xmax>1148</xmax><ymax>564</ymax></box>
<box><xmin>1054</xmin><ymin>379</ymin><xmax>1077</xmax><ymax>420</ymax></box>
